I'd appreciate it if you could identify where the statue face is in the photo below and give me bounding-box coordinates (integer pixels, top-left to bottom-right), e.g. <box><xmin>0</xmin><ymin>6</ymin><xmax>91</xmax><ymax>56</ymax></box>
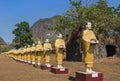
<box><xmin>87</xmin><ymin>22</ymin><xmax>92</xmax><ymax>29</ymax></box>
<box><xmin>58</xmin><ymin>34</ymin><xmax>62</xmax><ymax>38</ymax></box>
<box><xmin>24</xmin><ymin>46</ymin><xmax>27</xmax><ymax>48</ymax></box>
<box><xmin>45</xmin><ymin>39</ymin><xmax>49</xmax><ymax>43</ymax></box>
<box><xmin>32</xmin><ymin>43</ymin><xmax>35</xmax><ymax>46</ymax></box>
<box><xmin>38</xmin><ymin>41</ymin><xmax>41</xmax><ymax>44</ymax></box>
<box><xmin>28</xmin><ymin>45</ymin><xmax>30</xmax><ymax>48</ymax></box>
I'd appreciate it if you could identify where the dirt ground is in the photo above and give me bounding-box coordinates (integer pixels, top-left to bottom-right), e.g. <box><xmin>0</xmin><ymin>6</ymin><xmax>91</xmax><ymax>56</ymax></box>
<box><xmin>0</xmin><ymin>54</ymin><xmax>120</xmax><ymax>81</ymax></box>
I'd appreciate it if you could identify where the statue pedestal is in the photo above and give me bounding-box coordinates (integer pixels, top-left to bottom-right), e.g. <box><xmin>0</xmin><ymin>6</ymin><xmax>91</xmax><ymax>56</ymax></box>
<box><xmin>41</xmin><ymin>65</ymin><xmax>53</xmax><ymax>70</ymax></box>
<box><xmin>28</xmin><ymin>62</ymin><xmax>32</xmax><ymax>65</ymax></box>
<box><xmin>51</xmin><ymin>67</ymin><xmax>68</xmax><ymax>74</ymax></box>
<box><xmin>76</xmin><ymin>71</ymin><xmax>103</xmax><ymax>81</ymax></box>
<box><xmin>19</xmin><ymin>60</ymin><xmax>24</xmax><ymax>63</ymax></box>
<box><xmin>16</xmin><ymin>59</ymin><xmax>19</xmax><ymax>62</ymax></box>
<box><xmin>18</xmin><ymin>60</ymin><xmax>24</xmax><ymax>63</ymax></box>
<box><xmin>18</xmin><ymin>60</ymin><xmax>22</xmax><ymax>63</ymax></box>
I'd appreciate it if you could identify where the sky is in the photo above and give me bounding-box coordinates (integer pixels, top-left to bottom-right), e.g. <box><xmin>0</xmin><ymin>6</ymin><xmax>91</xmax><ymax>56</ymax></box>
<box><xmin>0</xmin><ymin>0</ymin><xmax>120</xmax><ymax>43</ymax></box>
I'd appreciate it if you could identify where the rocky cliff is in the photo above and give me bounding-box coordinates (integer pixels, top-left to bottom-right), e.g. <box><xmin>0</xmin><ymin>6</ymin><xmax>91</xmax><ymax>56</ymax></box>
<box><xmin>31</xmin><ymin>16</ymin><xmax>57</xmax><ymax>42</ymax></box>
<box><xmin>0</xmin><ymin>37</ymin><xmax>6</xmax><ymax>45</ymax></box>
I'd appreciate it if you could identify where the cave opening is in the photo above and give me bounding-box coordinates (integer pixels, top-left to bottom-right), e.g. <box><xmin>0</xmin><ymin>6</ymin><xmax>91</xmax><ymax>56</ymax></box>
<box><xmin>106</xmin><ymin>45</ymin><xmax>117</xmax><ymax>57</ymax></box>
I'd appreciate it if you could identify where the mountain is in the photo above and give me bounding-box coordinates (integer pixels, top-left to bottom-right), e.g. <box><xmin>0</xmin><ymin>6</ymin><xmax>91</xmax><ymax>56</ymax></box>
<box><xmin>31</xmin><ymin>16</ymin><xmax>57</xmax><ymax>42</ymax></box>
<box><xmin>0</xmin><ymin>37</ymin><xmax>6</xmax><ymax>45</ymax></box>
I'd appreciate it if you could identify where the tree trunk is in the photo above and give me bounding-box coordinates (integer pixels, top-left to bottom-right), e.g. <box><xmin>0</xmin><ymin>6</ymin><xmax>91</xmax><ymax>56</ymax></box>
<box><xmin>94</xmin><ymin>37</ymin><xmax>107</xmax><ymax>62</ymax></box>
<box><xmin>65</xmin><ymin>28</ymin><xmax>82</xmax><ymax>61</ymax></box>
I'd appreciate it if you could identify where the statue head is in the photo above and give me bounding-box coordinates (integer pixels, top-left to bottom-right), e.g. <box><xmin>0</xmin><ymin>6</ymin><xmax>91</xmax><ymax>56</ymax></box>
<box><xmin>45</xmin><ymin>39</ymin><xmax>49</xmax><ymax>43</ymax></box>
<box><xmin>28</xmin><ymin>45</ymin><xmax>30</xmax><ymax>48</ymax></box>
<box><xmin>86</xmin><ymin>22</ymin><xmax>92</xmax><ymax>29</ymax></box>
<box><xmin>38</xmin><ymin>41</ymin><xmax>41</xmax><ymax>45</ymax></box>
<box><xmin>57</xmin><ymin>33</ymin><xmax>62</xmax><ymax>39</ymax></box>
<box><xmin>24</xmin><ymin>46</ymin><xmax>27</xmax><ymax>48</ymax></box>
<box><xmin>32</xmin><ymin>43</ymin><xmax>35</xmax><ymax>46</ymax></box>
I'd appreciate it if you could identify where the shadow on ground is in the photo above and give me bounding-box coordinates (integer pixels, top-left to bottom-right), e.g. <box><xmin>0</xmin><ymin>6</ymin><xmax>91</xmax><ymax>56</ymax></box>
<box><xmin>68</xmin><ymin>76</ymin><xmax>75</xmax><ymax>81</ymax></box>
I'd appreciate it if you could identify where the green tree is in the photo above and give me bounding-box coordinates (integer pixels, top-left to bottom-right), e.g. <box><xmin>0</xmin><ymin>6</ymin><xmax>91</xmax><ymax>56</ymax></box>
<box><xmin>49</xmin><ymin>0</ymin><xmax>85</xmax><ymax>36</ymax></box>
<box><xmin>49</xmin><ymin>0</ymin><xmax>120</xmax><ymax>60</ymax></box>
<box><xmin>48</xmin><ymin>15</ymin><xmax>69</xmax><ymax>36</ymax></box>
<box><xmin>51</xmin><ymin>0</ymin><xmax>120</xmax><ymax>37</ymax></box>
<box><xmin>13</xmin><ymin>21</ymin><xmax>34</xmax><ymax>48</ymax></box>
<box><xmin>112</xmin><ymin>4</ymin><xmax>120</xmax><ymax>33</ymax></box>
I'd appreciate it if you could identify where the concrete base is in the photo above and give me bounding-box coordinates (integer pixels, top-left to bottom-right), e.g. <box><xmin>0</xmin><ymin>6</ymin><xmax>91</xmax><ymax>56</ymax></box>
<box><xmin>18</xmin><ymin>60</ymin><xmax>24</xmax><ymax>63</ymax></box>
<box><xmin>28</xmin><ymin>61</ymin><xmax>32</xmax><ymax>65</ymax></box>
<box><xmin>51</xmin><ymin>67</ymin><xmax>68</xmax><ymax>74</ymax></box>
<box><xmin>18</xmin><ymin>60</ymin><xmax>23</xmax><ymax>63</ymax></box>
<box><xmin>15</xmin><ymin>59</ymin><xmax>19</xmax><ymax>62</ymax></box>
<box><xmin>34</xmin><ymin>65</ymin><xmax>41</xmax><ymax>68</ymax></box>
<box><xmin>28</xmin><ymin>62</ymin><xmax>32</xmax><ymax>65</ymax></box>
<box><xmin>41</xmin><ymin>65</ymin><xmax>53</xmax><ymax>70</ymax></box>
<box><xmin>76</xmin><ymin>71</ymin><xmax>103</xmax><ymax>81</ymax></box>
<box><xmin>33</xmin><ymin>64</ymin><xmax>40</xmax><ymax>68</ymax></box>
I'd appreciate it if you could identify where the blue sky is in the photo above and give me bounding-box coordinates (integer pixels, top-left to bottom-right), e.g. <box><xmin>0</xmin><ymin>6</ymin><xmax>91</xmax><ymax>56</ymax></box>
<box><xmin>0</xmin><ymin>0</ymin><xmax>119</xmax><ymax>43</ymax></box>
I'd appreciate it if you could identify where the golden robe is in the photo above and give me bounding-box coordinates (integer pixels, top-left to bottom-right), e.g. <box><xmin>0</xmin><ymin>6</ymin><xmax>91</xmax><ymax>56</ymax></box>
<box><xmin>21</xmin><ymin>49</ymin><xmax>24</xmax><ymax>61</ymax></box>
<box><xmin>19</xmin><ymin>49</ymin><xmax>22</xmax><ymax>61</ymax></box>
<box><xmin>35</xmin><ymin>44</ymin><xmax>43</xmax><ymax>64</ymax></box>
<box><xmin>82</xmin><ymin>29</ymin><xmax>97</xmax><ymax>68</ymax></box>
<box><xmin>31</xmin><ymin>46</ymin><xmax>36</xmax><ymax>63</ymax></box>
<box><xmin>27</xmin><ymin>47</ymin><xmax>31</xmax><ymax>62</ymax></box>
<box><xmin>23</xmin><ymin>48</ymin><xmax>27</xmax><ymax>62</ymax></box>
<box><xmin>17</xmin><ymin>49</ymin><xmax>21</xmax><ymax>60</ymax></box>
<box><xmin>55</xmin><ymin>38</ymin><xmax>66</xmax><ymax>65</ymax></box>
<box><xmin>43</xmin><ymin>42</ymin><xmax>52</xmax><ymax>63</ymax></box>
